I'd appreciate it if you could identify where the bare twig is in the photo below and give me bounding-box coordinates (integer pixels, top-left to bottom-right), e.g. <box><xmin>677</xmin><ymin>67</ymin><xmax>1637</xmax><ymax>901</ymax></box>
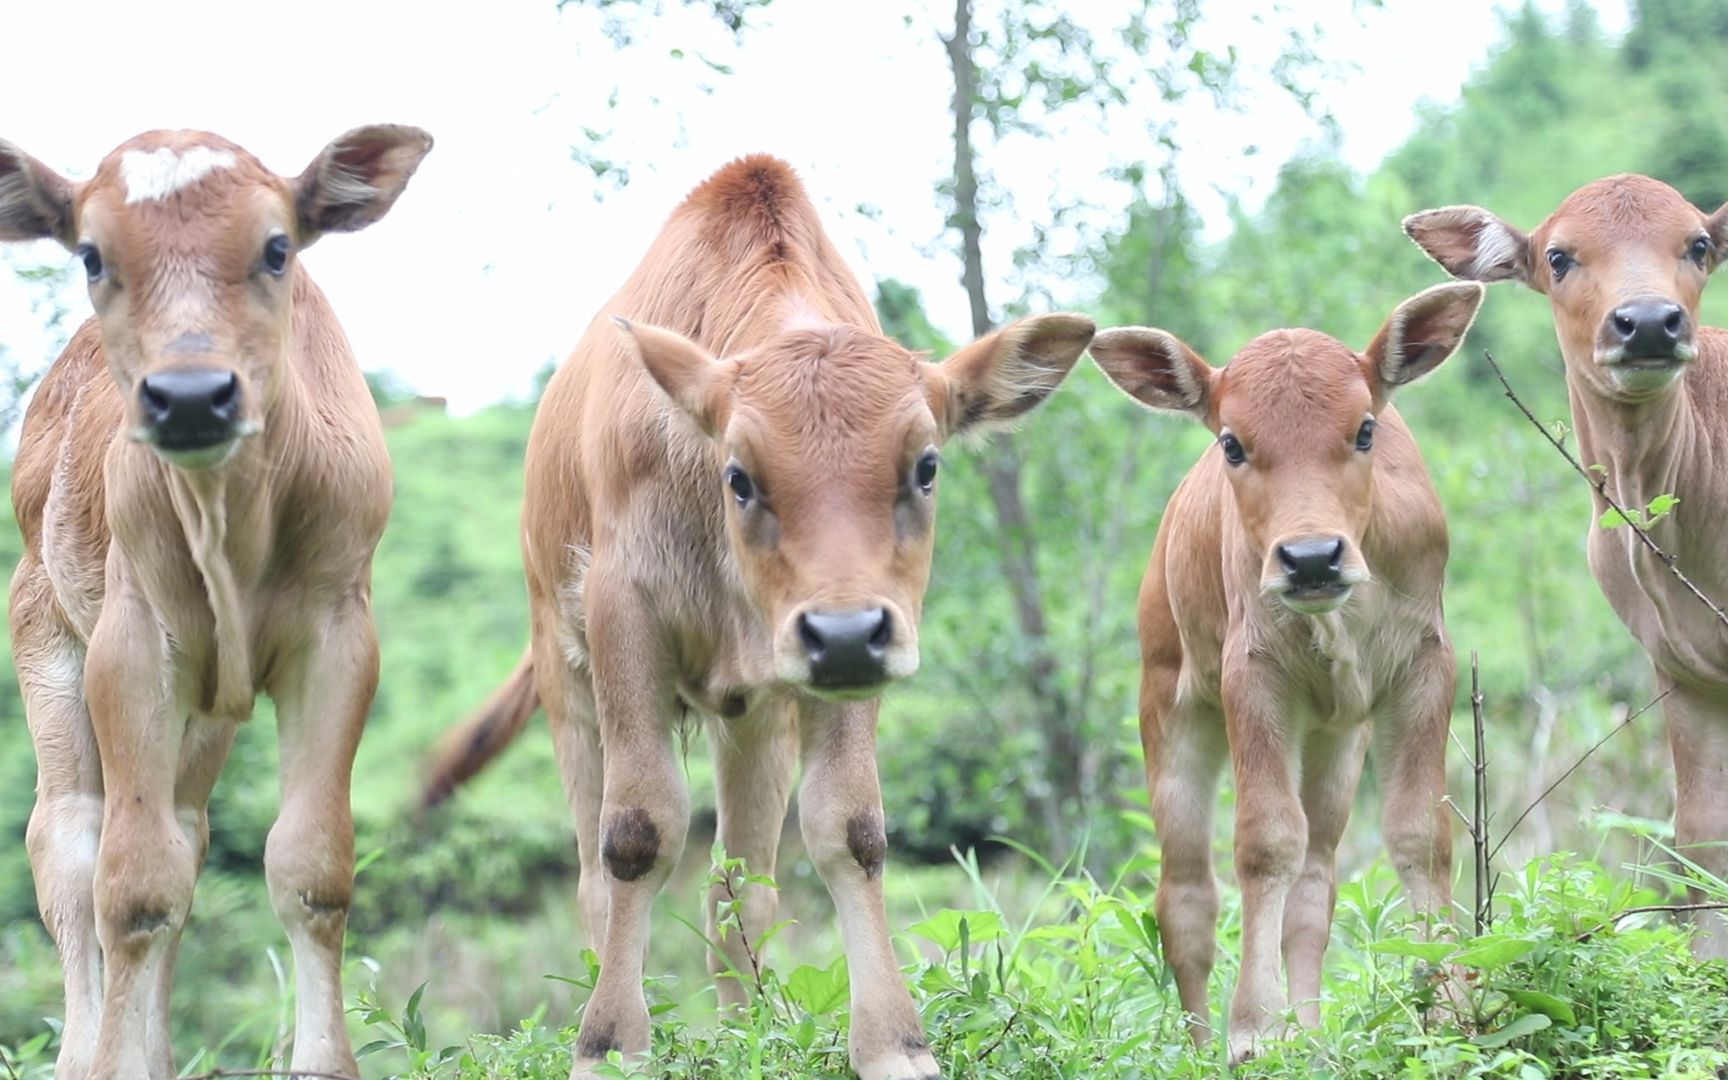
<box><xmin>183</xmin><ymin>1071</ymin><xmax>358</xmax><ymax>1080</ymax></box>
<box><xmin>1489</xmin><ymin>690</ymin><xmax>1669</xmax><ymax>864</ymax></box>
<box><xmin>1470</xmin><ymin>652</ymin><xmax>1491</xmax><ymax>936</ymax></box>
<box><xmin>976</xmin><ymin>1006</ymin><xmax>1020</xmax><ymax>1060</ymax></box>
<box><xmin>1576</xmin><ymin>900</ymin><xmax>1728</xmax><ymax>941</ymax></box>
<box><xmin>0</xmin><ymin>1045</ymin><xmax>20</xmax><ymax>1080</ymax></box>
<box><xmin>717</xmin><ymin>866</ymin><xmax>766</xmax><ymax>997</ymax></box>
<box><xmin>1484</xmin><ymin>350</ymin><xmax>1728</xmax><ymax>630</ymax></box>
<box><xmin>1612</xmin><ymin>901</ymin><xmax>1728</xmax><ymax>923</ymax></box>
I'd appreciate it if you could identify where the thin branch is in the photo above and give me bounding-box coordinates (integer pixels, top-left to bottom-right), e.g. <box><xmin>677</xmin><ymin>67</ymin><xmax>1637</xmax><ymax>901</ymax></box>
<box><xmin>976</xmin><ymin>1006</ymin><xmax>1020</xmax><ymax>1060</ymax></box>
<box><xmin>184</xmin><ymin>1071</ymin><xmax>358</xmax><ymax>1080</ymax></box>
<box><xmin>1613</xmin><ymin>901</ymin><xmax>1728</xmax><ymax>923</ymax></box>
<box><xmin>717</xmin><ymin>866</ymin><xmax>767</xmax><ymax>999</ymax></box>
<box><xmin>1471</xmin><ymin>652</ymin><xmax>1491</xmax><ymax>936</ymax></box>
<box><xmin>1489</xmin><ymin>690</ymin><xmax>1669</xmax><ymax>864</ymax></box>
<box><xmin>1484</xmin><ymin>350</ymin><xmax>1728</xmax><ymax>630</ymax></box>
<box><xmin>0</xmin><ymin>1045</ymin><xmax>19</xmax><ymax>1080</ymax></box>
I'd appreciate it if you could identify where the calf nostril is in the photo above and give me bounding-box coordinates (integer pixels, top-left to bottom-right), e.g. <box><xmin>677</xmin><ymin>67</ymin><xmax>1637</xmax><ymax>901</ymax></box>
<box><xmin>211</xmin><ymin>372</ymin><xmax>238</xmax><ymax>411</ymax></box>
<box><xmin>1664</xmin><ymin>308</ymin><xmax>1685</xmax><ymax>337</ymax></box>
<box><xmin>1613</xmin><ymin>311</ymin><xmax>1637</xmax><ymax>338</ymax></box>
<box><xmin>867</xmin><ymin>608</ymin><xmax>892</xmax><ymax>652</ymax></box>
<box><xmin>1277</xmin><ymin>545</ymin><xmax>1299</xmax><ymax>576</ymax></box>
<box><xmin>797</xmin><ymin>613</ymin><xmax>825</xmax><ymax>660</ymax></box>
<box><xmin>140</xmin><ymin>380</ymin><xmax>171</xmax><ymax>421</ymax></box>
<box><xmin>1327</xmin><ymin>538</ymin><xmax>1344</xmax><ymax>571</ymax></box>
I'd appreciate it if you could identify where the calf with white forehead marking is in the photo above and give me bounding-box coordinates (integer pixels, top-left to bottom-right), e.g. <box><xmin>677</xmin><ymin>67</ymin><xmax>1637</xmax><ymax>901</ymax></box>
<box><xmin>420</xmin><ymin>155</ymin><xmax>1093</xmax><ymax>1080</ymax></box>
<box><xmin>0</xmin><ymin>124</ymin><xmax>430</xmax><ymax>1079</ymax></box>
<box><xmin>1408</xmin><ymin>175</ymin><xmax>1728</xmax><ymax>958</ymax></box>
<box><xmin>1092</xmin><ymin>282</ymin><xmax>1482</xmax><ymax>1063</ymax></box>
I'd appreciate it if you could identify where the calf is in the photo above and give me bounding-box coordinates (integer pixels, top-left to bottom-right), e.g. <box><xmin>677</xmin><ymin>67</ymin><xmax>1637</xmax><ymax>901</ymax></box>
<box><xmin>1</xmin><ymin>126</ymin><xmax>430</xmax><ymax>1079</ymax></box>
<box><xmin>1090</xmin><ymin>282</ymin><xmax>1481</xmax><ymax>1060</ymax></box>
<box><xmin>1407</xmin><ymin>176</ymin><xmax>1728</xmax><ymax>958</ymax></box>
<box><xmin>422</xmin><ymin>156</ymin><xmax>1092</xmax><ymax>1080</ymax></box>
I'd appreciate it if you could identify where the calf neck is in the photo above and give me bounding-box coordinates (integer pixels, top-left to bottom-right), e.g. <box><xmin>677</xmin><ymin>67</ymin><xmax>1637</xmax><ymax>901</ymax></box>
<box><xmin>1408</xmin><ymin>176</ymin><xmax>1728</xmax><ymax>957</ymax></box>
<box><xmin>1092</xmin><ymin>282</ymin><xmax>1482</xmax><ymax>1061</ymax></box>
<box><xmin>1</xmin><ymin>125</ymin><xmax>430</xmax><ymax>1079</ymax></box>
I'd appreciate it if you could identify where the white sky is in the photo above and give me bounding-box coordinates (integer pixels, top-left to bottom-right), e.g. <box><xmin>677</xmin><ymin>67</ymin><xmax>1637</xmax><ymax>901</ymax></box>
<box><xmin>0</xmin><ymin>0</ymin><xmax>1629</xmax><ymax>413</ymax></box>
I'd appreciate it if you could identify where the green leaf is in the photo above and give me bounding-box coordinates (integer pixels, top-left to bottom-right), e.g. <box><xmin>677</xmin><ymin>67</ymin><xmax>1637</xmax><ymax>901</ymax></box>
<box><xmin>1368</xmin><ymin>939</ymin><xmax>1455</xmax><ymax>964</ymax></box>
<box><xmin>1471</xmin><ymin>1012</ymin><xmax>1552</xmax><ymax>1048</ymax></box>
<box><xmin>1503</xmin><ymin>989</ymin><xmax>1577</xmax><ymax>1026</ymax></box>
<box><xmin>1452</xmin><ymin>935</ymin><xmax>1538</xmax><ymax>969</ymax></box>
<box><xmin>907</xmin><ymin>909</ymin><xmax>1004</xmax><ymax>952</ymax></box>
<box><xmin>786</xmin><ymin>955</ymin><xmax>848</xmax><ymax>1016</ymax></box>
<box><xmin>1600</xmin><ymin>506</ymin><xmax>1643</xmax><ymax>529</ymax></box>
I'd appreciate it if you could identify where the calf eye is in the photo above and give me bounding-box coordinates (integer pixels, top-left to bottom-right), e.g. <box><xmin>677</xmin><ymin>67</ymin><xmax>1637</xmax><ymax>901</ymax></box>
<box><xmin>76</xmin><ymin>243</ymin><xmax>104</xmax><ymax>282</ymax></box>
<box><xmin>262</xmin><ymin>234</ymin><xmax>291</xmax><ymax>277</ymax></box>
<box><xmin>1219</xmin><ymin>432</ymin><xmax>1246</xmax><ymax>466</ymax></box>
<box><xmin>1546</xmin><ymin>248</ymin><xmax>1573</xmax><ymax>281</ymax></box>
<box><xmin>1356</xmin><ymin>418</ymin><xmax>1376</xmax><ymax>452</ymax></box>
<box><xmin>1690</xmin><ymin>236</ymin><xmax>1712</xmax><ymax>266</ymax></box>
<box><xmin>725</xmin><ymin>464</ymin><xmax>754</xmax><ymax>506</ymax></box>
<box><xmin>914</xmin><ymin>451</ymin><xmax>939</xmax><ymax>494</ymax></box>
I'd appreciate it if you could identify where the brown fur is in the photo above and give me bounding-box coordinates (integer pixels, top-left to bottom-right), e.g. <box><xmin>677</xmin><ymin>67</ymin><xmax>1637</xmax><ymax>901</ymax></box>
<box><xmin>4</xmin><ymin>126</ymin><xmax>429</xmax><ymax>1080</ymax></box>
<box><xmin>428</xmin><ymin>155</ymin><xmax>1092</xmax><ymax>1080</ymax></box>
<box><xmin>1092</xmin><ymin>282</ymin><xmax>1481</xmax><ymax>1061</ymax></box>
<box><xmin>1407</xmin><ymin>175</ymin><xmax>1728</xmax><ymax>960</ymax></box>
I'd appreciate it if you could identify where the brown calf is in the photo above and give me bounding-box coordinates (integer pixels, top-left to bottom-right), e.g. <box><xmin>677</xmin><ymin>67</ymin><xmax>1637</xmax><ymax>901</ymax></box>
<box><xmin>1408</xmin><ymin>176</ymin><xmax>1728</xmax><ymax>958</ymax></box>
<box><xmin>1091</xmin><ymin>282</ymin><xmax>1481</xmax><ymax>1061</ymax></box>
<box><xmin>1</xmin><ymin>126</ymin><xmax>430</xmax><ymax>1079</ymax></box>
<box><xmin>422</xmin><ymin>156</ymin><xmax>1092</xmax><ymax>1080</ymax></box>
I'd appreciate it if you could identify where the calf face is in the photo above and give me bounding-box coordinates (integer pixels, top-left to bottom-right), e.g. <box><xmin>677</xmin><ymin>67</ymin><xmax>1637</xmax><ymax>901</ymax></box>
<box><xmin>0</xmin><ymin>126</ymin><xmax>430</xmax><ymax>468</ymax></box>
<box><xmin>1405</xmin><ymin>175</ymin><xmax>1728</xmax><ymax>399</ymax></box>
<box><xmin>618</xmin><ymin>313</ymin><xmax>1093</xmax><ymax>696</ymax></box>
<box><xmin>1092</xmin><ymin>282</ymin><xmax>1482</xmax><ymax>614</ymax></box>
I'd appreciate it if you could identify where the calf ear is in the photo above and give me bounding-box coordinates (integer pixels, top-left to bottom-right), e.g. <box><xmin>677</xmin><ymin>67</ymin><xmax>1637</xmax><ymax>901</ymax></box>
<box><xmin>1089</xmin><ymin>326</ymin><xmax>1213</xmax><ymax>420</ymax></box>
<box><xmin>0</xmin><ymin>141</ymin><xmax>75</xmax><ymax>245</ymax></box>
<box><xmin>1708</xmin><ymin>201</ymin><xmax>1728</xmax><ymax>269</ymax></box>
<box><xmin>294</xmin><ymin>125</ymin><xmax>433</xmax><ymax>244</ymax></box>
<box><xmin>1365</xmin><ymin>282</ymin><xmax>1484</xmax><ymax>397</ymax></box>
<box><xmin>1402</xmin><ymin>205</ymin><xmax>1531</xmax><ymax>285</ymax></box>
<box><xmin>932</xmin><ymin>313</ymin><xmax>1093</xmax><ymax>437</ymax></box>
<box><xmin>613</xmin><ymin>317</ymin><xmax>734</xmax><ymax>436</ymax></box>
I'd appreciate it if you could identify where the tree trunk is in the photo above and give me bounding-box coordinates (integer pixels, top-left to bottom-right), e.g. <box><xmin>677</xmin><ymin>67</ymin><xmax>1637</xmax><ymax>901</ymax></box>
<box><xmin>943</xmin><ymin>0</ymin><xmax>1080</xmax><ymax>842</ymax></box>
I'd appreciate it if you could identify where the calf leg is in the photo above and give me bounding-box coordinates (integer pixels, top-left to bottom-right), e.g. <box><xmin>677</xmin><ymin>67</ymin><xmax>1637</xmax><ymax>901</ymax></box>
<box><xmin>539</xmin><ymin>629</ymin><xmax>608</xmax><ymax>948</ymax></box>
<box><xmin>1222</xmin><ymin>667</ymin><xmax>1305</xmax><ymax>1065</ymax></box>
<box><xmin>798</xmin><ymin>699</ymin><xmax>937</xmax><ymax>1080</ymax></box>
<box><xmin>1664</xmin><ymin>682</ymin><xmax>1728</xmax><ymax>959</ymax></box>
<box><xmin>1143</xmin><ymin>664</ymin><xmax>1227</xmax><ymax>1045</ymax></box>
<box><xmin>148</xmin><ymin>720</ymin><xmax>238</xmax><ymax>1078</ymax></box>
<box><xmin>1373</xmin><ymin>647</ymin><xmax>1456</xmax><ymax>924</ymax></box>
<box><xmin>569</xmin><ymin>582</ymin><xmax>688</xmax><ymax>1080</ymax></box>
<box><xmin>14</xmin><ymin>571</ymin><xmax>103</xmax><ymax>1080</ymax></box>
<box><xmin>264</xmin><ymin>600</ymin><xmax>378</xmax><ymax>1079</ymax></box>
<box><xmin>85</xmin><ymin>588</ymin><xmax>194</xmax><ymax>1080</ymax></box>
<box><xmin>1283</xmin><ymin>723</ymin><xmax>1370</xmax><ymax>1028</ymax></box>
<box><xmin>708</xmin><ymin>702</ymin><xmax>796</xmax><ymax>1008</ymax></box>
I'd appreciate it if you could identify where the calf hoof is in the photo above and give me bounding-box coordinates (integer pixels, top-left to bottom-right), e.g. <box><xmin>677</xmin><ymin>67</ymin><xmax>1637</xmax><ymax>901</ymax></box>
<box><xmin>1226</xmin><ymin>1021</ymin><xmax>1288</xmax><ymax>1067</ymax></box>
<box><xmin>857</xmin><ymin>1048</ymin><xmax>941</xmax><ymax>1080</ymax></box>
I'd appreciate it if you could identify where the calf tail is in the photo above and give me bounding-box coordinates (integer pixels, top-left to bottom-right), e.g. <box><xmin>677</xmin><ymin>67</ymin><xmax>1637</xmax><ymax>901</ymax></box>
<box><xmin>420</xmin><ymin>650</ymin><xmax>539</xmax><ymax>810</ymax></box>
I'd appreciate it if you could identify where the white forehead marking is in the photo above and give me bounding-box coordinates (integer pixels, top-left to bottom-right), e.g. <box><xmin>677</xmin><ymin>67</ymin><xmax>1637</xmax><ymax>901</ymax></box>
<box><xmin>120</xmin><ymin>146</ymin><xmax>237</xmax><ymax>205</ymax></box>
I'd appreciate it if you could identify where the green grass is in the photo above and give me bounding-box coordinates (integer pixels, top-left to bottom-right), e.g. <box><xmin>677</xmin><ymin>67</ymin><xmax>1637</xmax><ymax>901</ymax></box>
<box><xmin>5</xmin><ymin>815</ymin><xmax>1726</xmax><ymax>1080</ymax></box>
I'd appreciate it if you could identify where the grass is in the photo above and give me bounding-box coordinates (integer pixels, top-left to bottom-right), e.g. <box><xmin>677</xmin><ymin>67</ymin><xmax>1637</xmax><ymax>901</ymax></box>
<box><xmin>4</xmin><ymin>811</ymin><xmax>1727</xmax><ymax>1080</ymax></box>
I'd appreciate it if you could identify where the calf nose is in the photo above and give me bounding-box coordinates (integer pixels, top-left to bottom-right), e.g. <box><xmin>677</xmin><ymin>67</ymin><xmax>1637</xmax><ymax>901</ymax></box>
<box><xmin>1276</xmin><ymin>536</ymin><xmax>1345</xmax><ymax>590</ymax></box>
<box><xmin>797</xmin><ymin>607</ymin><xmax>892</xmax><ymax>689</ymax></box>
<box><xmin>139</xmin><ymin>368</ymin><xmax>240</xmax><ymax>451</ymax></box>
<box><xmin>1610</xmin><ymin>300</ymin><xmax>1687</xmax><ymax>357</ymax></box>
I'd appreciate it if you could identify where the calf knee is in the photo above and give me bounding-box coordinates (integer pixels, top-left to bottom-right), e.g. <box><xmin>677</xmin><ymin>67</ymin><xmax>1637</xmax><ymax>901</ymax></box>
<box><xmin>1234</xmin><ymin>816</ymin><xmax>1305</xmax><ymax>884</ymax></box>
<box><xmin>264</xmin><ymin>819</ymin><xmax>354</xmax><ymax>930</ymax></box>
<box><xmin>602</xmin><ymin>807</ymin><xmax>675</xmax><ymax>883</ymax></box>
